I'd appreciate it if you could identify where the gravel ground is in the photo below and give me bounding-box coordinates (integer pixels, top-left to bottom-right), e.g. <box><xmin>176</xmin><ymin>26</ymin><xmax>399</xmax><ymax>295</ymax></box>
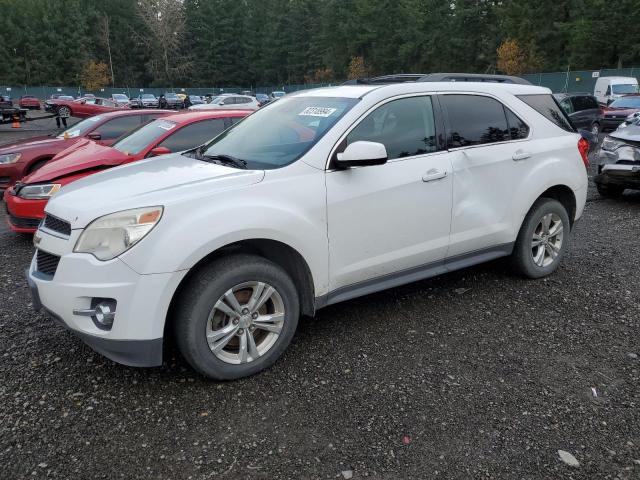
<box><xmin>0</xmin><ymin>129</ymin><xmax>639</xmax><ymax>479</ymax></box>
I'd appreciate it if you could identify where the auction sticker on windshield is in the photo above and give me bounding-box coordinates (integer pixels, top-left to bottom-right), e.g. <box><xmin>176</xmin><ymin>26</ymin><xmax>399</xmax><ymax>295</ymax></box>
<box><xmin>299</xmin><ymin>107</ymin><xmax>337</xmax><ymax>117</ymax></box>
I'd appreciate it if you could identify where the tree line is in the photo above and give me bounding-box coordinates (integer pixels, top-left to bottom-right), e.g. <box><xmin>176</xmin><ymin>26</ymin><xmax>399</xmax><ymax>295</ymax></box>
<box><xmin>1</xmin><ymin>0</ymin><xmax>639</xmax><ymax>89</ymax></box>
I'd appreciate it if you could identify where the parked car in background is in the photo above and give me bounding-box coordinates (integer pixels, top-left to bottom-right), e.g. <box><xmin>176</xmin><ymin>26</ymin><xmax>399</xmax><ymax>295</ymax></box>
<box><xmin>270</xmin><ymin>90</ymin><xmax>286</xmax><ymax>100</ymax></box>
<box><xmin>27</xmin><ymin>82</ymin><xmax>589</xmax><ymax>378</ymax></box>
<box><xmin>0</xmin><ymin>95</ymin><xmax>12</xmax><ymax>109</ymax></box>
<box><xmin>189</xmin><ymin>95</ymin><xmax>205</xmax><ymax>106</ymax></box>
<box><xmin>161</xmin><ymin>92</ymin><xmax>182</xmax><ymax>109</ymax></box>
<box><xmin>554</xmin><ymin>92</ymin><xmax>603</xmax><ymax>136</ymax></box>
<box><xmin>49</xmin><ymin>94</ymin><xmax>74</xmax><ymax>100</ymax></box>
<box><xmin>44</xmin><ymin>96</ymin><xmax>127</xmax><ymax>118</ymax></box>
<box><xmin>189</xmin><ymin>94</ymin><xmax>259</xmax><ymax>111</ymax></box>
<box><xmin>130</xmin><ymin>94</ymin><xmax>159</xmax><ymax>109</ymax></box>
<box><xmin>0</xmin><ymin>109</ymin><xmax>169</xmax><ymax>201</ymax></box>
<box><xmin>18</xmin><ymin>95</ymin><xmax>41</xmax><ymax>110</ymax></box>
<box><xmin>111</xmin><ymin>93</ymin><xmax>130</xmax><ymax>107</ymax></box>
<box><xmin>595</xmin><ymin>119</ymin><xmax>640</xmax><ymax>197</ymax></box>
<box><xmin>5</xmin><ymin>110</ymin><xmax>249</xmax><ymax>232</ymax></box>
<box><xmin>594</xmin><ymin>76</ymin><xmax>639</xmax><ymax>105</ymax></box>
<box><xmin>600</xmin><ymin>95</ymin><xmax>640</xmax><ymax>131</ymax></box>
<box><xmin>256</xmin><ymin>93</ymin><xmax>270</xmax><ymax>106</ymax></box>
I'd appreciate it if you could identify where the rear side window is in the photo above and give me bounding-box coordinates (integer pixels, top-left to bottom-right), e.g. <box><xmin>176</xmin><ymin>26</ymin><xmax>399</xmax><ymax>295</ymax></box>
<box><xmin>346</xmin><ymin>96</ymin><xmax>438</xmax><ymax>160</ymax></box>
<box><xmin>505</xmin><ymin>109</ymin><xmax>529</xmax><ymax>139</ymax></box>
<box><xmin>441</xmin><ymin>95</ymin><xmax>510</xmax><ymax>147</ymax></box>
<box><xmin>517</xmin><ymin>94</ymin><xmax>574</xmax><ymax>132</ymax></box>
<box><xmin>158</xmin><ymin>119</ymin><xmax>226</xmax><ymax>152</ymax></box>
<box><xmin>94</xmin><ymin>115</ymin><xmax>142</xmax><ymax>140</ymax></box>
<box><xmin>572</xmin><ymin>95</ymin><xmax>598</xmax><ymax>111</ymax></box>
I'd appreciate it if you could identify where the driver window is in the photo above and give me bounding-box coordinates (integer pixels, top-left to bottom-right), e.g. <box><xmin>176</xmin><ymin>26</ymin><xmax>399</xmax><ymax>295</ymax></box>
<box><xmin>345</xmin><ymin>96</ymin><xmax>437</xmax><ymax>160</ymax></box>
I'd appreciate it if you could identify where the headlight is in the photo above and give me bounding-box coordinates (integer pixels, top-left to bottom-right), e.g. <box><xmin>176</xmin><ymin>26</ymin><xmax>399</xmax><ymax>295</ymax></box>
<box><xmin>0</xmin><ymin>153</ymin><xmax>21</xmax><ymax>164</ymax></box>
<box><xmin>17</xmin><ymin>183</ymin><xmax>61</xmax><ymax>199</ymax></box>
<box><xmin>601</xmin><ymin>136</ymin><xmax>627</xmax><ymax>151</ymax></box>
<box><xmin>74</xmin><ymin>206</ymin><xmax>163</xmax><ymax>261</ymax></box>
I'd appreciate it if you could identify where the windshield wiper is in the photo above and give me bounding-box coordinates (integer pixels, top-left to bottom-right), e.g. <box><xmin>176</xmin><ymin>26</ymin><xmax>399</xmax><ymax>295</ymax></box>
<box><xmin>202</xmin><ymin>153</ymin><xmax>248</xmax><ymax>169</ymax></box>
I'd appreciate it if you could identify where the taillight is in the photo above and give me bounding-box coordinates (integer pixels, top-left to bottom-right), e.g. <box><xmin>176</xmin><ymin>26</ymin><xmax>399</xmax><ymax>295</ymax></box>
<box><xmin>578</xmin><ymin>137</ymin><xmax>590</xmax><ymax>169</ymax></box>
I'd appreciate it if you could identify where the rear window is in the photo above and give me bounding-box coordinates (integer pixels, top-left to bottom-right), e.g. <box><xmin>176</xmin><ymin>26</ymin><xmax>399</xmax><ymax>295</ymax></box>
<box><xmin>517</xmin><ymin>94</ymin><xmax>574</xmax><ymax>132</ymax></box>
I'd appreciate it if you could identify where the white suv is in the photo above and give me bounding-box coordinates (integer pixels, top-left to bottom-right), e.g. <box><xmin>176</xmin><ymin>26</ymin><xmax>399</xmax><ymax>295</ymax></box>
<box><xmin>27</xmin><ymin>82</ymin><xmax>589</xmax><ymax>379</ymax></box>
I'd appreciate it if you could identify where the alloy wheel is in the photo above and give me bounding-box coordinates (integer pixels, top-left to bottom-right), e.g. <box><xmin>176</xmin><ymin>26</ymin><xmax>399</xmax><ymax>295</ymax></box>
<box><xmin>205</xmin><ymin>281</ymin><xmax>285</xmax><ymax>364</ymax></box>
<box><xmin>531</xmin><ymin>213</ymin><xmax>564</xmax><ymax>268</ymax></box>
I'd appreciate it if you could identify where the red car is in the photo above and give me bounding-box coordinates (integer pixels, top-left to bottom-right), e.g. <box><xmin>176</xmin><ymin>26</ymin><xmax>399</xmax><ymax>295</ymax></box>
<box><xmin>601</xmin><ymin>94</ymin><xmax>640</xmax><ymax>130</ymax></box>
<box><xmin>5</xmin><ymin>110</ymin><xmax>249</xmax><ymax>232</ymax></box>
<box><xmin>44</xmin><ymin>96</ymin><xmax>129</xmax><ymax>118</ymax></box>
<box><xmin>18</xmin><ymin>95</ymin><xmax>41</xmax><ymax>110</ymax></box>
<box><xmin>0</xmin><ymin>109</ymin><xmax>170</xmax><ymax>197</ymax></box>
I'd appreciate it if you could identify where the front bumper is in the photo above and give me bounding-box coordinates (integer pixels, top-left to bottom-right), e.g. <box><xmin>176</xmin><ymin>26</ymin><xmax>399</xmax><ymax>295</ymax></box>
<box><xmin>27</xmin><ymin>227</ymin><xmax>188</xmax><ymax>367</ymax></box>
<box><xmin>4</xmin><ymin>191</ymin><xmax>46</xmax><ymax>233</ymax></box>
<box><xmin>594</xmin><ymin>164</ymin><xmax>640</xmax><ymax>188</ymax></box>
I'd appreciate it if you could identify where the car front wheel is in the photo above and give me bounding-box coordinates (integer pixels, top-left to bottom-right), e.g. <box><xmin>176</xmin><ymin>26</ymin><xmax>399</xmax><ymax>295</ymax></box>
<box><xmin>511</xmin><ymin>198</ymin><xmax>570</xmax><ymax>279</ymax></box>
<box><xmin>174</xmin><ymin>254</ymin><xmax>300</xmax><ymax>380</ymax></box>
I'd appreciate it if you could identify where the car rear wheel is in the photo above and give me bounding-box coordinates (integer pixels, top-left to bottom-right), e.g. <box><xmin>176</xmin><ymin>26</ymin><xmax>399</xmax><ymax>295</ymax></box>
<box><xmin>174</xmin><ymin>254</ymin><xmax>299</xmax><ymax>380</ymax></box>
<box><xmin>511</xmin><ymin>198</ymin><xmax>570</xmax><ymax>279</ymax></box>
<box><xmin>596</xmin><ymin>184</ymin><xmax>624</xmax><ymax>198</ymax></box>
<box><xmin>57</xmin><ymin>105</ymin><xmax>71</xmax><ymax>118</ymax></box>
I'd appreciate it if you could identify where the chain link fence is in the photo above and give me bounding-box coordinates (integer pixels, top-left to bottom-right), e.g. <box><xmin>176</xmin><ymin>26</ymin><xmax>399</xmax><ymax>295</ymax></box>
<box><xmin>3</xmin><ymin>68</ymin><xmax>639</xmax><ymax>100</ymax></box>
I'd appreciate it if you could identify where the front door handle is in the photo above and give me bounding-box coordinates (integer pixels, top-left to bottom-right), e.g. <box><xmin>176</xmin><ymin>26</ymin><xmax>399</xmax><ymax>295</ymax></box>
<box><xmin>422</xmin><ymin>169</ymin><xmax>447</xmax><ymax>182</ymax></box>
<box><xmin>512</xmin><ymin>150</ymin><xmax>532</xmax><ymax>161</ymax></box>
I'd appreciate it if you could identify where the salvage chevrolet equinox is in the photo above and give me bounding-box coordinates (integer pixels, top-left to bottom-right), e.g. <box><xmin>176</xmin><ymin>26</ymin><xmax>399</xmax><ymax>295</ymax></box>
<box><xmin>27</xmin><ymin>82</ymin><xmax>589</xmax><ymax>379</ymax></box>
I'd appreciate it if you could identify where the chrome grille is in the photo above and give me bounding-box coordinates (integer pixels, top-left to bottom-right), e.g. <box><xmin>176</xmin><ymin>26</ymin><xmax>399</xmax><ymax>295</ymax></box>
<box><xmin>36</xmin><ymin>249</ymin><xmax>60</xmax><ymax>277</ymax></box>
<box><xmin>43</xmin><ymin>214</ymin><xmax>71</xmax><ymax>236</ymax></box>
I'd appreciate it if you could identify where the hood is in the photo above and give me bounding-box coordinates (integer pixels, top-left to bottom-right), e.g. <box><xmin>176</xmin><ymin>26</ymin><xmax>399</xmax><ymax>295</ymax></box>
<box><xmin>611</xmin><ymin>123</ymin><xmax>640</xmax><ymax>142</ymax></box>
<box><xmin>0</xmin><ymin>135</ymin><xmax>77</xmax><ymax>154</ymax></box>
<box><xmin>22</xmin><ymin>140</ymin><xmax>126</xmax><ymax>183</ymax></box>
<box><xmin>604</xmin><ymin>107</ymin><xmax>640</xmax><ymax>115</ymax></box>
<box><xmin>45</xmin><ymin>153</ymin><xmax>265</xmax><ymax>228</ymax></box>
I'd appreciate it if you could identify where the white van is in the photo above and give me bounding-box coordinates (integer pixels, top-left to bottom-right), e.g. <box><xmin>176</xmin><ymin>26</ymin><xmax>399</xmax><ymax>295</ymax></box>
<box><xmin>594</xmin><ymin>76</ymin><xmax>639</xmax><ymax>105</ymax></box>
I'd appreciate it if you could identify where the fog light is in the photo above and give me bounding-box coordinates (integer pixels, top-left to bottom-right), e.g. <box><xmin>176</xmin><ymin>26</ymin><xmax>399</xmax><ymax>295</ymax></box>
<box><xmin>73</xmin><ymin>298</ymin><xmax>117</xmax><ymax>330</ymax></box>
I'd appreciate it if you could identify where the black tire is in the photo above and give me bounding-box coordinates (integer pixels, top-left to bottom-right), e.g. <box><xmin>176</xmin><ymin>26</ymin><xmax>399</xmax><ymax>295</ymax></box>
<box><xmin>57</xmin><ymin>105</ymin><xmax>71</xmax><ymax>118</ymax></box>
<box><xmin>596</xmin><ymin>184</ymin><xmax>624</xmax><ymax>198</ymax></box>
<box><xmin>511</xmin><ymin>198</ymin><xmax>570</xmax><ymax>279</ymax></box>
<box><xmin>173</xmin><ymin>254</ymin><xmax>299</xmax><ymax>380</ymax></box>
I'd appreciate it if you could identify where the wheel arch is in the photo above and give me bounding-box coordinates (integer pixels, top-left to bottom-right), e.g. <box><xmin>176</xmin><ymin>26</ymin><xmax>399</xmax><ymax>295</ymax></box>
<box><xmin>165</xmin><ymin>238</ymin><xmax>316</xmax><ymax>338</ymax></box>
<box><xmin>537</xmin><ymin>184</ymin><xmax>577</xmax><ymax>228</ymax></box>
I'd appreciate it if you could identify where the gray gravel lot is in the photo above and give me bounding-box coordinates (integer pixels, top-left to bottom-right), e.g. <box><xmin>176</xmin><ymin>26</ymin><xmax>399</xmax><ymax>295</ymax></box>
<box><xmin>0</xmin><ymin>127</ymin><xmax>639</xmax><ymax>479</ymax></box>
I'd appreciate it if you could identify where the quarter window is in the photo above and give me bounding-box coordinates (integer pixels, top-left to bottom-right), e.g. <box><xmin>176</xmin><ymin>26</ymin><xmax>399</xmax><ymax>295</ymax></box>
<box><xmin>442</xmin><ymin>95</ymin><xmax>510</xmax><ymax>147</ymax></box>
<box><xmin>345</xmin><ymin>96</ymin><xmax>437</xmax><ymax>160</ymax></box>
<box><xmin>517</xmin><ymin>94</ymin><xmax>574</xmax><ymax>132</ymax></box>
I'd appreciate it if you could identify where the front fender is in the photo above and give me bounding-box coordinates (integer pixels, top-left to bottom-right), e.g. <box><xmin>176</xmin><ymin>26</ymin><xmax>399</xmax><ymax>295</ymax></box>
<box><xmin>119</xmin><ymin>166</ymin><xmax>329</xmax><ymax>296</ymax></box>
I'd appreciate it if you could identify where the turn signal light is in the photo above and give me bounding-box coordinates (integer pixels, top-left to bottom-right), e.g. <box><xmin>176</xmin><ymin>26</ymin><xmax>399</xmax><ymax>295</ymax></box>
<box><xmin>578</xmin><ymin>137</ymin><xmax>590</xmax><ymax>169</ymax></box>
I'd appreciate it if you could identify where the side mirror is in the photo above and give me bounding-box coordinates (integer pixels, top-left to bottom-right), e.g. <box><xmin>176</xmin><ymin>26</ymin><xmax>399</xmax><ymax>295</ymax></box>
<box><xmin>336</xmin><ymin>141</ymin><xmax>388</xmax><ymax>168</ymax></box>
<box><xmin>149</xmin><ymin>146</ymin><xmax>171</xmax><ymax>157</ymax></box>
<box><xmin>87</xmin><ymin>132</ymin><xmax>101</xmax><ymax>141</ymax></box>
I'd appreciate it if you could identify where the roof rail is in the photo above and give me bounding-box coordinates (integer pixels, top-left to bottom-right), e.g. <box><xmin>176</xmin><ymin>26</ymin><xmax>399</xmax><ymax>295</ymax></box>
<box><xmin>417</xmin><ymin>73</ymin><xmax>532</xmax><ymax>85</ymax></box>
<box><xmin>342</xmin><ymin>74</ymin><xmax>426</xmax><ymax>85</ymax></box>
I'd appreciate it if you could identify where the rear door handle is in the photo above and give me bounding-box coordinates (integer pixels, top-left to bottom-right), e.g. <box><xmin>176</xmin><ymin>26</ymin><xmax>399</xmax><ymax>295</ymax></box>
<box><xmin>512</xmin><ymin>150</ymin><xmax>532</xmax><ymax>161</ymax></box>
<box><xmin>422</xmin><ymin>169</ymin><xmax>447</xmax><ymax>182</ymax></box>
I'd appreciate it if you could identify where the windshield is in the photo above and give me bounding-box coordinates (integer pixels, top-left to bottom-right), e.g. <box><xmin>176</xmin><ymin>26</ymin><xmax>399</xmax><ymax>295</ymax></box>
<box><xmin>609</xmin><ymin>97</ymin><xmax>640</xmax><ymax>109</ymax></box>
<box><xmin>201</xmin><ymin>96</ymin><xmax>358</xmax><ymax>169</ymax></box>
<box><xmin>57</xmin><ymin>115</ymin><xmax>104</xmax><ymax>138</ymax></box>
<box><xmin>190</xmin><ymin>96</ymin><xmax>202</xmax><ymax>101</ymax></box>
<box><xmin>612</xmin><ymin>84</ymin><xmax>639</xmax><ymax>95</ymax></box>
<box><xmin>273</xmin><ymin>91</ymin><xmax>285</xmax><ymax>97</ymax></box>
<box><xmin>113</xmin><ymin>119</ymin><xmax>177</xmax><ymax>155</ymax></box>
<box><xmin>142</xmin><ymin>94</ymin><xmax>156</xmax><ymax>99</ymax></box>
<box><xmin>166</xmin><ymin>93</ymin><xmax>178</xmax><ymax>99</ymax></box>
<box><xmin>112</xmin><ymin>94</ymin><xmax>127</xmax><ymax>100</ymax></box>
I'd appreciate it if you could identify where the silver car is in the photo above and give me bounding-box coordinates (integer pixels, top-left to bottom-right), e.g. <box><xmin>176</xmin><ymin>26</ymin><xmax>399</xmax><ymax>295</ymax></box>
<box><xmin>595</xmin><ymin>119</ymin><xmax>640</xmax><ymax>197</ymax></box>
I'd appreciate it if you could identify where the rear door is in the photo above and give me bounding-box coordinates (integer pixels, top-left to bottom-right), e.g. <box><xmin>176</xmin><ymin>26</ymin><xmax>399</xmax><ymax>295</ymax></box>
<box><xmin>440</xmin><ymin>93</ymin><xmax>532</xmax><ymax>257</ymax></box>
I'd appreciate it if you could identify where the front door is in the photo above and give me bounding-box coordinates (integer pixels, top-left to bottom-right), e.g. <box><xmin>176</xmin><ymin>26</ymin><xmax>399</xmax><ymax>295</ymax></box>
<box><xmin>326</xmin><ymin>95</ymin><xmax>453</xmax><ymax>294</ymax></box>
